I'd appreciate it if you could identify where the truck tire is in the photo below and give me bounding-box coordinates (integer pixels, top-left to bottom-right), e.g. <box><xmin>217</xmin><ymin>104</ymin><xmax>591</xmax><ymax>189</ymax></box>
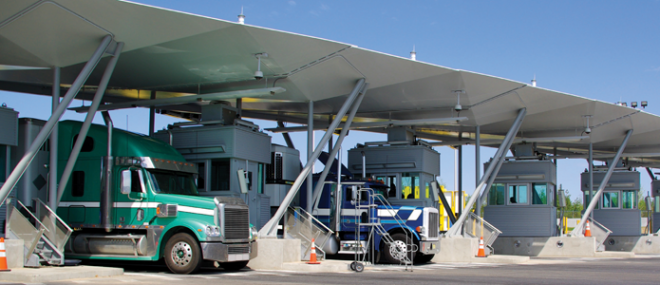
<box><xmin>220</xmin><ymin>261</ymin><xmax>249</xmax><ymax>271</ymax></box>
<box><xmin>164</xmin><ymin>233</ymin><xmax>202</xmax><ymax>274</ymax></box>
<box><xmin>382</xmin><ymin>233</ymin><xmax>415</xmax><ymax>264</ymax></box>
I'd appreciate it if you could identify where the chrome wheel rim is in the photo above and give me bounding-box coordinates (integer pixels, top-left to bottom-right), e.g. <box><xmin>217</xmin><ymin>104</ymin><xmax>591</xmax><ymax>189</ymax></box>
<box><xmin>390</xmin><ymin>240</ymin><xmax>408</xmax><ymax>261</ymax></box>
<box><xmin>171</xmin><ymin>241</ymin><xmax>193</xmax><ymax>266</ymax></box>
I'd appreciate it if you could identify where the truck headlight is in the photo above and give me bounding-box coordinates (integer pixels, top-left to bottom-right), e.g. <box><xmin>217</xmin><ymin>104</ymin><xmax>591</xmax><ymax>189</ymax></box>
<box><xmin>250</xmin><ymin>225</ymin><xmax>258</xmax><ymax>241</ymax></box>
<box><xmin>205</xmin><ymin>225</ymin><xmax>220</xmax><ymax>237</ymax></box>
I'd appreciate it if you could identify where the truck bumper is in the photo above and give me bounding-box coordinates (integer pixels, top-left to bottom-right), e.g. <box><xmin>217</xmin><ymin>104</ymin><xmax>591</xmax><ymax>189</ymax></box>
<box><xmin>419</xmin><ymin>240</ymin><xmax>440</xmax><ymax>255</ymax></box>
<box><xmin>201</xmin><ymin>242</ymin><xmax>253</xmax><ymax>262</ymax></box>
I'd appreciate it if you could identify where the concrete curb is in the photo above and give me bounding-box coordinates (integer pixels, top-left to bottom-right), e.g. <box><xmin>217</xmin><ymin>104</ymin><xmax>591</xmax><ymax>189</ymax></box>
<box><xmin>281</xmin><ymin>260</ymin><xmax>352</xmax><ymax>273</ymax></box>
<box><xmin>0</xmin><ymin>265</ymin><xmax>123</xmax><ymax>283</ymax></box>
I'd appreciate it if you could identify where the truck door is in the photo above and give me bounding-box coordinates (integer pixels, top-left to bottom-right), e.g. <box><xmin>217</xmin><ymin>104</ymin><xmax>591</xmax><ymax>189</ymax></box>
<box><xmin>116</xmin><ymin>168</ymin><xmax>152</xmax><ymax>229</ymax></box>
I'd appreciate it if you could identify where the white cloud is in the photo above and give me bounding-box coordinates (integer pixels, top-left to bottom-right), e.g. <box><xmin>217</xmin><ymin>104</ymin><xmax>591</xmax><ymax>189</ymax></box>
<box><xmin>321</xmin><ymin>4</ymin><xmax>329</xmax><ymax>10</ymax></box>
<box><xmin>649</xmin><ymin>66</ymin><xmax>660</xmax><ymax>72</ymax></box>
<box><xmin>288</xmin><ymin>1</ymin><xmax>296</xmax><ymax>6</ymax></box>
<box><xmin>309</xmin><ymin>10</ymin><xmax>319</xmax><ymax>16</ymax></box>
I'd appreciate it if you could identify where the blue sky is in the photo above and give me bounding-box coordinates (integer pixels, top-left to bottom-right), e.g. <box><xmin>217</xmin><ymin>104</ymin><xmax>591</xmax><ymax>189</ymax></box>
<box><xmin>2</xmin><ymin>0</ymin><xmax>659</xmax><ymax>201</ymax></box>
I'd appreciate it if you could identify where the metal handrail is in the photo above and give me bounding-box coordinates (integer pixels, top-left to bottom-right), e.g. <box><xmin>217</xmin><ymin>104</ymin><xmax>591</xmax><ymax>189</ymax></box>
<box><xmin>15</xmin><ymin>199</ymin><xmax>51</xmax><ymax>233</ymax></box>
<box><xmin>297</xmin><ymin>206</ymin><xmax>334</xmax><ymax>234</ymax></box>
<box><xmin>35</xmin><ymin>199</ymin><xmax>73</xmax><ymax>232</ymax></box>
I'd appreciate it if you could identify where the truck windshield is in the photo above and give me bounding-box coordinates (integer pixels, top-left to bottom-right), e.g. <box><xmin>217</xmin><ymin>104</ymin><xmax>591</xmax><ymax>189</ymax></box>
<box><xmin>147</xmin><ymin>170</ymin><xmax>199</xmax><ymax>196</ymax></box>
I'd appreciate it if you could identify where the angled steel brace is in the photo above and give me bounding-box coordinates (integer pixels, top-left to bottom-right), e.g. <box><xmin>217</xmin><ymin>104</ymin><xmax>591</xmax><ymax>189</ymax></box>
<box><xmin>0</xmin><ymin>35</ymin><xmax>113</xmax><ymax>207</ymax></box>
<box><xmin>259</xmin><ymin>78</ymin><xmax>366</xmax><ymax>238</ymax></box>
<box><xmin>311</xmin><ymin>84</ymin><xmax>368</xmax><ymax>207</ymax></box>
<box><xmin>447</xmin><ymin>108</ymin><xmax>526</xmax><ymax>237</ymax></box>
<box><xmin>56</xmin><ymin>42</ymin><xmax>124</xmax><ymax>207</ymax></box>
<box><xmin>572</xmin><ymin>130</ymin><xmax>633</xmax><ymax>237</ymax></box>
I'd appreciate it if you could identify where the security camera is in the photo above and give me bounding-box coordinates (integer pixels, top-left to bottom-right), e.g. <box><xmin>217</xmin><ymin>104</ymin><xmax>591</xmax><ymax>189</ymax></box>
<box><xmin>254</xmin><ymin>70</ymin><xmax>263</xmax><ymax>80</ymax></box>
<box><xmin>454</xmin><ymin>103</ymin><xmax>463</xmax><ymax>112</ymax></box>
<box><xmin>584</xmin><ymin>127</ymin><xmax>592</xmax><ymax>134</ymax></box>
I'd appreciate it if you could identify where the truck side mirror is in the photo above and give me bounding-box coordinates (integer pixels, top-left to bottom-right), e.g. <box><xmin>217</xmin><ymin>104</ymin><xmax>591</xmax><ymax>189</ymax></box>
<box><xmin>351</xmin><ymin>185</ymin><xmax>358</xmax><ymax>201</ymax></box>
<box><xmin>431</xmin><ymin>181</ymin><xmax>440</xmax><ymax>202</ymax></box>
<box><xmin>121</xmin><ymin>170</ymin><xmax>131</xmax><ymax>194</ymax></box>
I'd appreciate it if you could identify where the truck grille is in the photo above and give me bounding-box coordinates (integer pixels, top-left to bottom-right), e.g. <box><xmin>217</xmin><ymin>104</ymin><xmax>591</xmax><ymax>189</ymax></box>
<box><xmin>228</xmin><ymin>245</ymin><xmax>250</xmax><ymax>254</ymax></box>
<box><xmin>428</xmin><ymin>212</ymin><xmax>439</xmax><ymax>238</ymax></box>
<box><xmin>224</xmin><ymin>207</ymin><xmax>249</xmax><ymax>240</ymax></box>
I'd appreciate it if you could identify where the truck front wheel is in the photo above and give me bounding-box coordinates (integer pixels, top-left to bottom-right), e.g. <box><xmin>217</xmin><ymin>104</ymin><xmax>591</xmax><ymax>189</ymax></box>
<box><xmin>165</xmin><ymin>233</ymin><xmax>202</xmax><ymax>274</ymax></box>
<box><xmin>382</xmin><ymin>233</ymin><xmax>416</xmax><ymax>264</ymax></box>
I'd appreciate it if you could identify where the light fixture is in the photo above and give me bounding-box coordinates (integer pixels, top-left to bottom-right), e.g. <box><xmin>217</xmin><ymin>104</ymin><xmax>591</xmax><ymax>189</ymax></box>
<box><xmin>453</xmin><ymin>90</ymin><xmax>464</xmax><ymax>112</ymax></box>
<box><xmin>641</xmin><ymin>101</ymin><xmax>648</xmax><ymax>108</ymax></box>
<box><xmin>254</xmin><ymin>53</ymin><xmax>268</xmax><ymax>80</ymax></box>
<box><xmin>583</xmin><ymin>115</ymin><xmax>592</xmax><ymax>134</ymax></box>
<box><xmin>631</xmin><ymin>101</ymin><xmax>638</xmax><ymax>108</ymax></box>
<box><xmin>621</xmin><ymin>102</ymin><xmax>628</xmax><ymax>107</ymax></box>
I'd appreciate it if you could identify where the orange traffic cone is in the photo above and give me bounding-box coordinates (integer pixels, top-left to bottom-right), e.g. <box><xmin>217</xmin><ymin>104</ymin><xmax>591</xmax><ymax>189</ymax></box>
<box><xmin>307</xmin><ymin>238</ymin><xmax>321</xmax><ymax>264</ymax></box>
<box><xmin>0</xmin><ymin>238</ymin><xmax>10</xmax><ymax>271</ymax></box>
<box><xmin>584</xmin><ymin>220</ymin><xmax>592</xmax><ymax>237</ymax></box>
<box><xmin>476</xmin><ymin>236</ymin><xmax>486</xmax><ymax>258</ymax></box>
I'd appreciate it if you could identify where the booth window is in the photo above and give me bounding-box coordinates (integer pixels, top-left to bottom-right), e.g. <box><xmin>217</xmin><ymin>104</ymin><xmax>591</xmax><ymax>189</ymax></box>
<box><xmin>488</xmin><ymin>183</ymin><xmax>505</xmax><ymax>205</ymax></box>
<box><xmin>532</xmin><ymin>183</ymin><xmax>548</xmax><ymax>205</ymax></box>
<box><xmin>508</xmin><ymin>184</ymin><xmax>528</xmax><ymax>204</ymax></box>
<box><xmin>602</xmin><ymin>191</ymin><xmax>619</xmax><ymax>208</ymax></box>
<box><xmin>584</xmin><ymin>192</ymin><xmax>600</xmax><ymax>209</ymax></box>
<box><xmin>210</xmin><ymin>160</ymin><xmax>230</xmax><ymax>190</ymax></box>
<box><xmin>376</xmin><ymin>176</ymin><xmax>397</xmax><ymax>198</ymax></box>
<box><xmin>401</xmin><ymin>173</ymin><xmax>419</xmax><ymax>199</ymax></box>
<box><xmin>621</xmin><ymin>190</ymin><xmax>636</xmax><ymax>209</ymax></box>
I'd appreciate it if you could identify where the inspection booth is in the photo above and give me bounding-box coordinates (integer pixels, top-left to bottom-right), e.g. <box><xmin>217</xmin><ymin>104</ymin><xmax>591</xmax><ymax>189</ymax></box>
<box><xmin>485</xmin><ymin>144</ymin><xmax>575</xmax><ymax>256</ymax></box>
<box><xmin>484</xmin><ymin>157</ymin><xmax>557</xmax><ymax>237</ymax></box>
<box><xmin>653</xmin><ymin>180</ymin><xmax>660</xmax><ymax>233</ymax></box>
<box><xmin>154</xmin><ymin>103</ymin><xmax>272</xmax><ymax>229</ymax></box>
<box><xmin>347</xmin><ymin>127</ymin><xmax>440</xmax><ymax>209</ymax></box>
<box><xmin>0</xmin><ymin>106</ymin><xmax>18</xmax><ymax>232</ymax></box>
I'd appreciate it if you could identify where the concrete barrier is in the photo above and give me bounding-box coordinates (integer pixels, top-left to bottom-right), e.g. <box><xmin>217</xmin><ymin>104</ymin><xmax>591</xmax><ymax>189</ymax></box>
<box><xmin>493</xmin><ymin>236</ymin><xmax>598</xmax><ymax>257</ymax></box>
<box><xmin>247</xmin><ymin>238</ymin><xmax>301</xmax><ymax>270</ymax></box>
<box><xmin>5</xmin><ymin>239</ymin><xmax>23</xmax><ymax>269</ymax></box>
<box><xmin>604</xmin><ymin>235</ymin><xmax>660</xmax><ymax>254</ymax></box>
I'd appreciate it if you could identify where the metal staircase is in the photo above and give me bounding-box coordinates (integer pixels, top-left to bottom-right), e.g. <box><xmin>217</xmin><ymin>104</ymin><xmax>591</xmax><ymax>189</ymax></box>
<box><xmin>5</xmin><ymin>197</ymin><xmax>72</xmax><ymax>267</ymax></box>
<box><xmin>283</xmin><ymin>206</ymin><xmax>334</xmax><ymax>261</ymax></box>
<box><xmin>352</xmin><ymin>187</ymin><xmax>416</xmax><ymax>271</ymax></box>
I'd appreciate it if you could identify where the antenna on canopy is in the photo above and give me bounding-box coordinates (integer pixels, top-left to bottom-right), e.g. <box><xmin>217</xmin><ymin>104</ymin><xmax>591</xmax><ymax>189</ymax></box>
<box><xmin>531</xmin><ymin>74</ymin><xmax>537</xmax><ymax>87</ymax></box>
<box><xmin>410</xmin><ymin>45</ymin><xmax>416</xmax><ymax>61</ymax></box>
<box><xmin>238</xmin><ymin>6</ymin><xmax>245</xmax><ymax>24</ymax></box>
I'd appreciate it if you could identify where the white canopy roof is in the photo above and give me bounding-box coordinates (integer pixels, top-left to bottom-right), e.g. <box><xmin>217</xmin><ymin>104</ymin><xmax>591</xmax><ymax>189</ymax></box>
<box><xmin>1</xmin><ymin>0</ymin><xmax>659</xmax><ymax>167</ymax></box>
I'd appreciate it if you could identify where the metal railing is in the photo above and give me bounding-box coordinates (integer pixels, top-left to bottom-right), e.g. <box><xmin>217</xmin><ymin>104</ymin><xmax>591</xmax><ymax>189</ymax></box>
<box><xmin>587</xmin><ymin>217</ymin><xmax>611</xmax><ymax>251</ymax></box>
<box><xmin>284</xmin><ymin>206</ymin><xmax>333</xmax><ymax>261</ymax></box>
<box><xmin>34</xmin><ymin>199</ymin><xmax>72</xmax><ymax>253</ymax></box>
<box><xmin>462</xmin><ymin>212</ymin><xmax>502</xmax><ymax>248</ymax></box>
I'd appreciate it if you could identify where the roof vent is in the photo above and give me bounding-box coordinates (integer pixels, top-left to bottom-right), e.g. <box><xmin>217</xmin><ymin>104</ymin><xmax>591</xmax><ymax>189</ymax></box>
<box><xmin>238</xmin><ymin>7</ymin><xmax>245</xmax><ymax>24</ymax></box>
<box><xmin>410</xmin><ymin>45</ymin><xmax>416</xmax><ymax>61</ymax></box>
<box><xmin>531</xmin><ymin>75</ymin><xmax>537</xmax><ymax>87</ymax></box>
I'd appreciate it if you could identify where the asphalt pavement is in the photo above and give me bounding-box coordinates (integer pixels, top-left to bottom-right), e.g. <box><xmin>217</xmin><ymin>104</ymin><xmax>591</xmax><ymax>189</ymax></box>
<box><xmin>2</xmin><ymin>256</ymin><xmax>659</xmax><ymax>285</ymax></box>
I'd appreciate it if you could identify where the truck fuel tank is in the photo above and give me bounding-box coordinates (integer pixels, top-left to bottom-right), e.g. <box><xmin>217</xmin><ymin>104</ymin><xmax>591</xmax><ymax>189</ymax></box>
<box><xmin>69</xmin><ymin>233</ymin><xmax>148</xmax><ymax>256</ymax></box>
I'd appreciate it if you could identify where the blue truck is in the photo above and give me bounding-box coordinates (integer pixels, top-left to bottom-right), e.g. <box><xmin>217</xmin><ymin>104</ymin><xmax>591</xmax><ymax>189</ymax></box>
<box><xmin>302</xmin><ymin>175</ymin><xmax>440</xmax><ymax>264</ymax></box>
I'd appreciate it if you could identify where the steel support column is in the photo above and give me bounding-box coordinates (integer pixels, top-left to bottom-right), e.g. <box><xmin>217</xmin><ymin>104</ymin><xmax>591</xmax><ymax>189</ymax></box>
<box><xmin>260</xmin><ymin>78</ymin><xmax>366</xmax><ymax>238</ymax></box>
<box><xmin>572</xmin><ymin>130</ymin><xmax>633</xmax><ymax>236</ymax></box>
<box><xmin>311</xmin><ymin>86</ymin><xmax>367</xmax><ymax>205</ymax></box>
<box><xmin>277</xmin><ymin>121</ymin><xmax>295</xmax><ymax>149</ymax></box>
<box><xmin>48</xmin><ymin>67</ymin><xmax>60</xmax><ymax>210</ymax></box>
<box><xmin>148</xmin><ymin>90</ymin><xmax>156</xmax><ymax>136</ymax></box>
<box><xmin>0</xmin><ymin>35</ymin><xmax>113</xmax><ymax>207</ymax></box>
<box><xmin>475</xmin><ymin>126</ymin><xmax>482</xmax><ymax>216</ymax></box>
<box><xmin>447</xmin><ymin>108</ymin><xmax>526</xmax><ymax>237</ymax></box>
<box><xmin>589</xmin><ymin>142</ymin><xmax>594</xmax><ymax>220</ymax></box>
<box><xmin>458</xmin><ymin>143</ymin><xmax>463</xmax><ymax>216</ymax></box>
<box><xmin>307</xmin><ymin>100</ymin><xmax>314</xmax><ymax>213</ymax></box>
<box><xmin>56</xmin><ymin>41</ymin><xmax>123</xmax><ymax>205</ymax></box>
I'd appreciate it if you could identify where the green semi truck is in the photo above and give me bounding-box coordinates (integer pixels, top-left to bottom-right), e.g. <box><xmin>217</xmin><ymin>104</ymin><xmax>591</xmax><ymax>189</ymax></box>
<box><xmin>54</xmin><ymin>120</ymin><xmax>256</xmax><ymax>274</ymax></box>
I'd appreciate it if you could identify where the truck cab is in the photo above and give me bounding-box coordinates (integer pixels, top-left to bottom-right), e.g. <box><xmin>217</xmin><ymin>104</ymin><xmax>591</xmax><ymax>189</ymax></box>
<box><xmin>56</xmin><ymin>121</ymin><xmax>256</xmax><ymax>274</ymax></box>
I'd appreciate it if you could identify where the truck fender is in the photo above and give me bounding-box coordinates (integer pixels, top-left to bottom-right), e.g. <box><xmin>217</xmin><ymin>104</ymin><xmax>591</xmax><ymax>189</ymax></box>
<box><xmin>386</xmin><ymin>225</ymin><xmax>420</xmax><ymax>241</ymax></box>
<box><xmin>157</xmin><ymin>221</ymin><xmax>208</xmax><ymax>257</ymax></box>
